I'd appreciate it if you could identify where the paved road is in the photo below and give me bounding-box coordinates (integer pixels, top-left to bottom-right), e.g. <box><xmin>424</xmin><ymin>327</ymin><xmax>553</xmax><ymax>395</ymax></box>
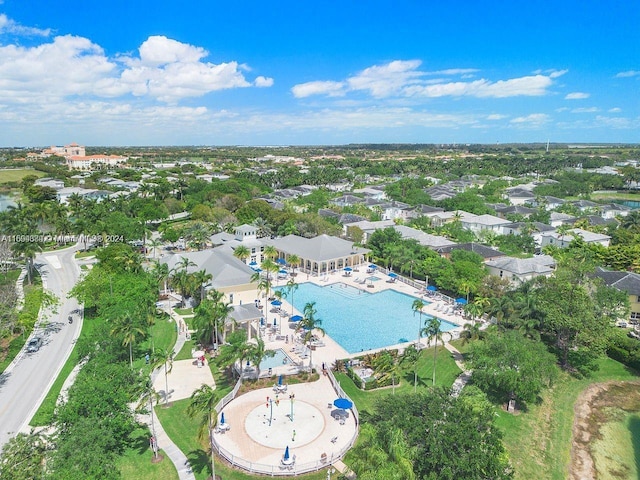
<box><xmin>0</xmin><ymin>245</ymin><xmax>82</xmax><ymax>451</ymax></box>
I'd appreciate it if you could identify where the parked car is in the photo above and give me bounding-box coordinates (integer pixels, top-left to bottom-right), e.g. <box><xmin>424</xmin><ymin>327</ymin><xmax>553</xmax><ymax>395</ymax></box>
<box><xmin>27</xmin><ymin>337</ymin><xmax>42</xmax><ymax>353</ymax></box>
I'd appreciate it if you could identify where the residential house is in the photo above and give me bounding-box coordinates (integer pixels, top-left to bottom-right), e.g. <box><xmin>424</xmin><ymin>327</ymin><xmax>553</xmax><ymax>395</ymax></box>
<box><xmin>593</xmin><ymin>267</ymin><xmax>640</xmax><ymax>323</ymax></box>
<box><xmin>435</xmin><ymin>243</ymin><xmax>507</xmax><ymax>262</ymax></box>
<box><xmin>461</xmin><ymin>214</ymin><xmax>512</xmax><ymax>234</ymax></box>
<box><xmin>540</xmin><ymin>228</ymin><xmax>611</xmax><ymax>248</ymax></box>
<box><xmin>486</xmin><ymin>255</ymin><xmax>556</xmax><ymax>284</ymax></box>
<box><xmin>392</xmin><ymin>225</ymin><xmax>457</xmax><ymax>249</ymax></box>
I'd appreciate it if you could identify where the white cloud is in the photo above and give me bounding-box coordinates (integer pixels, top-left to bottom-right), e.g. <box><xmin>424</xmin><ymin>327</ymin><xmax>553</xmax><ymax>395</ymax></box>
<box><xmin>0</xmin><ymin>14</ymin><xmax>50</xmax><ymax>36</ymax></box>
<box><xmin>616</xmin><ymin>70</ymin><xmax>640</xmax><ymax>78</ymax></box>
<box><xmin>347</xmin><ymin>60</ymin><xmax>424</xmax><ymax>97</ymax></box>
<box><xmin>608</xmin><ymin>107</ymin><xmax>622</xmax><ymax>113</ymax></box>
<box><xmin>0</xmin><ymin>32</ymin><xmax>272</xmax><ymax>105</ymax></box>
<box><xmin>565</xmin><ymin>92</ymin><xmax>590</xmax><ymax>100</ymax></box>
<box><xmin>571</xmin><ymin>107</ymin><xmax>599</xmax><ymax>113</ymax></box>
<box><xmin>510</xmin><ymin>113</ymin><xmax>550</xmax><ymax>127</ymax></box>
<box><xmin>486</xmin><ymin>114</ymin><xmax>508</xmax><ymax>120</ymax></box>
<box><xmin>292</xmin><ymin>60</ymin><xmax>562</xmax><ymax>100</ymax></box>
<box><xmin>292</xmin><ymin>80</ymin><xmax>346</xmax><ymax>98</ymax></box>
<box><xmin>427</xmin><ymin>68</ymin><xmax>479</xmax><ymax>76</ymax></box>
<box><xmin>254</xmin><ymin>76</ymin><xmax>274</xmax><ymax>87</ymax></box>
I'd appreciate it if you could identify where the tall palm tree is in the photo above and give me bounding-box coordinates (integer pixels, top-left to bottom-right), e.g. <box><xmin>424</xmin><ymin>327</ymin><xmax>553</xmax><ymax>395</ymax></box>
<box><xmin>187</xmin><ymin>384</ymin><xmax>218</xmax><ymax>480</ymax></box>
<box><xmin>218</xmin><ymin>330</ymin><xmax>251</xmax><ymax>378</ymax></box>
<box><xmin>285</xmin><ymin>278</ymin><xmax>298</xmax><ymax>316</ymax></box>
<box><xmin>193</xmin><ymin>269</ymin><xmax>213</xmax><ymax>305</ymax></box>
<box><xmin>400</xmin><ymin>344</ymin><xmax>421</xmax><ymax>393</ymax></box>
<box><xmin>136</xmin><ymin>379</ymin><xmax>162</xmax><ymax>459</ymax></box>
<box><xmin>297</xmin><ymin>302</ymin><xmax>326</xmax><ymax>370</ymax></box>
<box><xmin>422</xmin><ymin>317</ymin><xmax>444</xmax><ymax>387</ymax></box>
<box><xmin>232</xmin><ymin>245</ymin><xmax>250</xmax><ymax>264</ymax></box>
<box><xmin>152</xmin><ymin>347</ymin><xmax>174</xmax><ymax>406</ymax></box>
<box><xmin>148</xmin><ymin>238</ymin><xmax>163</xmax><ymax>259</ymax></box>
<box><xmin>286</xmin><ymin>254</ymin><xmax>300</xmax><ymax>276</ymax></box>
<box><xmin>263</xmin><ymin>245</ymin><xmax>278</xmax><ymax>261</ymax></box>
<box><xmin>111</xmin><ymin>313</ymin><xmax>146</xmax><ymax>368</ymax></box>
<box><xmin>411</xmin><ymin>298</ymin><xmax>426</xmax><ymax>390</ymax></box>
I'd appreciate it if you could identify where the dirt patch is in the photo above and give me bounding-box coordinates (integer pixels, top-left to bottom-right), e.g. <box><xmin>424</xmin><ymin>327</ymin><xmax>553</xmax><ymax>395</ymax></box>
<box><xmin>569</xmin><ymin>381</ymin><xmax>640</xmax><ymax>480</ymax></box>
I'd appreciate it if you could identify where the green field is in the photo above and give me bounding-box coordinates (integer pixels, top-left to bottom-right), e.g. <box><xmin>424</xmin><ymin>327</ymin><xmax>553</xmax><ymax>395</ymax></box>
<box><xmin>0</xmin><ymin>168</ymin><xmax>44</xmax><ymax>183</ymax></box>
<box><xmin>496</xmin><ymin>358</ymin><xmax>639</xmax><ymax>480</ymax></box>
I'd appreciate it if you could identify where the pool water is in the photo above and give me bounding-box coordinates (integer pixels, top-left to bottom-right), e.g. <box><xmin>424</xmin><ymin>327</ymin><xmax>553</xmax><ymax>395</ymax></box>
<box><xmin>259</xmin><ymin>348</ymin><xmax>293</xmax><ymax>371</ymax></box>
<box><xmin>275</xmin><ymin>282</ymin><xmax>457</xmax><ymax>354</ymax></box>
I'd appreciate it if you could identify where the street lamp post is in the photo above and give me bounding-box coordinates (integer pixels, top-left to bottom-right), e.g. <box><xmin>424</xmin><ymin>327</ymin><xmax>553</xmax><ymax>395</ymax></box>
<box><xmin>289</xmin><ymin>394</ymin><xmax>295</xmax><ymax>422</ymax></box>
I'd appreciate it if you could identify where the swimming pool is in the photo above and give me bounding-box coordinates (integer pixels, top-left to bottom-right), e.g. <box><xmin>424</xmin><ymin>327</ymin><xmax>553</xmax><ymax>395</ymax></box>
<box><xmin>259</xmin><ymin>348</ymin><xmax>293</xmax><ymax>371</ymax></box>
<box><xmin>274</xmin><ymin>282</ymin><xmax>457</xmax><ymax>354</ymax></box>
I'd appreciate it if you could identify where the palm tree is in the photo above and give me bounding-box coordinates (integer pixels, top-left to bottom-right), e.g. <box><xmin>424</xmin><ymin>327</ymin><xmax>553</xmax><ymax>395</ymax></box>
<box><xmin>247</xmin><ymin>337</ymin><xmax>275</xmax><ymax>378</ymax></box>
<box><xmin>187</xmin><ymin>384</ymin><xmax>218</xmax><ymax>480</ymax></box>
<box><xmin>111</xmin><ymin>313</ymin><xmax>146</xmax><ymax>368</ymax></box>
<box><xmin>422</xmin><ymin>317</ymin><xmax>444</xmax><ymax>387</ymax></box>
<box><xmin>218</xmin><ymin>330</ymin><xmax>250</xmax><ymax>378</ymax></box>
<box><xmin>136</xmin><ymin>379</ymin><xmax>162</xmax><ymax>459</ymax></box>
<box><xmin>285</xmin><ymin>278</ymin><xmax>298</xmax><ymax>316</ymax></box>
<box><xmin>401</xmin><ymin>344</ymin><xmax>421</xmax><ymax>393</ymax></box>
<box><xmin>11</xmin><ymin>239</ymin><xmax>42</xmax><ymax>285</ymax></box>
<box><xmin>232</xmin><ymin>245</ymin><xmax>250</xmax><ymax>264</ymax></box>
<box><xmin>148</xmin><ymin>238</ymin><xmax>163</xmax><ymax>259</ymax></box>
<box><xmin>263</xmin><ymin>245</ymin><xmax>278</xmax><ymax>261</ymax></box>
<box><xmin>296</xmin><ymin>302</ymin><xmax>326</xmax><ymax>370</ymax></box>
<box><xmin>411</xmin><ymin>298</ymin><xmax>426</xmax><ymax>390</ymax></box>
<box><xmin>193</xmin><ymin>269</ymin><xmax>213</xmax><ymax>305</ymax></box>
<box><xmin>286</xmin><ymin>254</ymin><xmax>300</xmax><ymax>276</ymax></box>
<box><xmin>152</xmin><ymin>347</ymin><xmax>174</xmax><ymax>406</ymax></box>
<box><xmin>463</xmin><ymin>302</ymin><xmax>485</xmax><ymax>323</ymax></box>
<box><xmin>150</xmin><ymin>261</ymin><xmax>170</xmax><ymax>296</ymax></box>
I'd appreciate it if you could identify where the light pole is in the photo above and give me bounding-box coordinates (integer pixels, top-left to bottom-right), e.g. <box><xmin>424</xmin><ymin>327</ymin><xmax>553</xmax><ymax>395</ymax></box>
<box><xmin>268</xmin><ymin>397</ymin><xmax>274</xmax><ymax>426</ymax></box>
<box><xmin>289</xmin><ymin>393</ymin><xmax>295</xmax><ymax>422</ymax></box>
<box><xmin>326</xmin><ymin>464</ymin><xmax>335</xmax><ymax>480</ymax></box>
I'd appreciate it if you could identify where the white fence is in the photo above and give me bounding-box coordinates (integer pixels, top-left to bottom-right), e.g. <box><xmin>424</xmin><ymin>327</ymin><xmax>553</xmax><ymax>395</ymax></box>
<box><xmin>211</xmin><ymin>369</ymin><xmax>359</xmax><ymax>476</ymax></box>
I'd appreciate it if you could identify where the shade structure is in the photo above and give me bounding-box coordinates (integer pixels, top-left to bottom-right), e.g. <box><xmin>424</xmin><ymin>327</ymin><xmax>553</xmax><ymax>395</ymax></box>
<box><xmin>290</xmin><ymin>315</ymin><xmax>303</xmax><ymax>322</ymax></box>
<box><xmin>277</xmin><ymin>258</ymin><xmax>287</xmax><ymax>265</ymax></box>
<box><xmin>254</xmin><ymin>268</ymin><xmax>262</xmax><ymax>273</ymax></box>
<box><xmin>278</xmin><ymin>269</ymin><xmax>288</xmax><ymax>274</ymax></box>
<box><xmin>343</xmin><ymin>267</ymin><xmax>352</xmax><ymax>272</ymax></box>
<box><xmin>271</xmin><ymin>300</ymin><xmax>282</xmax><ymax>306</ymax></box>
<box><xmin>368</xmin><ymin>264</ymin><xmax>377</xmax><ymax>269</ymax></box>
<box><xmin>388</xmin><ymin>272</ymin><xmax>398</xmax><ymax>278</ymax></box>
<box><xmin>427</xmin><ymin>285</ymin><xmax>438</xmax><ymax>291</ymax></box>
<box><xmin>220</xmin><ymin>412</ymin><xmax>225</xmax><ymax>424</ymax></box>
<box><xmin>333</xmin><ymin>398</ymin><xmax>353</xmax><ymax>409</ymax></box>
<box><xmin>455</xmin><ymin>298</ymin><xmax>468</xmax><ymax>305</ymax></box>
<box><xmin>249</xmin><ymin>261</ymin><xmax>258</xmax><ymax>266</ymax></box>
<box><xmin>284</xmin><ymin>446</ymin><xmax>290</xmax><ymax>461</ymax></box>
<box><xmin>278</xmin><ymin>374</ymin><xmax>283</xmax><ymax>385</ymax></box>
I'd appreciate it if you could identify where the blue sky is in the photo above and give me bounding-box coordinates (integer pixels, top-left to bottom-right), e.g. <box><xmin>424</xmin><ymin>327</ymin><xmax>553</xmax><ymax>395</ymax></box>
<box><xmin>0</xmin><ymin>0</ymin><xmax>638</xmax><ymax>146</ymax></box>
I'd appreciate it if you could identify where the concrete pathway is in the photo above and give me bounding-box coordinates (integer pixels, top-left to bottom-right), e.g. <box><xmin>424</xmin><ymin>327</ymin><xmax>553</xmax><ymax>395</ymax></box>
<box><xmin>444</xmin><ymin>343</ymin><xmax>473</xmax><ymax>397</ymax></box>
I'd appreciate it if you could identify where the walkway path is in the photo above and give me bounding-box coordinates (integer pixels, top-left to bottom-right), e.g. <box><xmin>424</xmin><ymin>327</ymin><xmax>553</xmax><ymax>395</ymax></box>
<box><xmin>141</xmin><ymin>302</ymin><xmax>196</xmax><ymax>480</ymax></box>
<box><xmin>444</xmin><ymin>343</ymin><xmax>472</xmax><ymax>397</ymax></box>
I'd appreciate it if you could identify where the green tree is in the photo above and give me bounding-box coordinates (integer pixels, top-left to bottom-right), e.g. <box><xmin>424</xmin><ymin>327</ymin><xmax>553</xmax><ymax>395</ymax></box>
<box><xmin>297</xmin><ymin>301</ymin><xmax>326</xmax><ymax>370</ymax></box>
<box><xmin>422</xmin><ymin>317</ymin><xmax>446</xmax><ymax>386</ymax></box>
<box><xmin>187</xmin><ymin>384</ymin><xmax>218</xmax><ymax>480</ymax></box>
<box><xmin>111</xmin><ymin>313</ymin><xmax>146</xmax><ymax>368</ymax></box>
<box><xmin>0</xmin><ymin>432</ymin><xmax>48</xmax><ymax>480</ymax></box>
<box><xmin>468</xmin><ymin>330</ymin><xmax>559</xmax><ymax>406</ymax></box>
<box><xmin>151</xmin><ymin>347</ymin><xmax>174</xmax><ymax>406</ymax></box>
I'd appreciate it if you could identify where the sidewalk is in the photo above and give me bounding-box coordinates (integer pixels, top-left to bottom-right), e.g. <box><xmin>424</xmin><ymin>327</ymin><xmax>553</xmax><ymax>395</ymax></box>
<box><xmin>444</xmin><ymin>343</ymin><xmax>473</xmax><ymax>397</ymax></box>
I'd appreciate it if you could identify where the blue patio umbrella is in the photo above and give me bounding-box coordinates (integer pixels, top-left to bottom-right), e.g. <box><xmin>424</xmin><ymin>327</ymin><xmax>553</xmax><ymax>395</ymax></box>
<box><xmin>344</xmin><ymin>267</ymin><xmax>352</xmax><ymax>272</ymax></box>
<box><xmin>273</xmin><ymin>318</ymin><xmax>277</xmax><ymax>326</ymax></box>
<box><xmin>249</xmin><ymin>261</ymin><xmax>257</xmax><ymax>266</ymax></box>
<box><xmin>277</xmin><ymin>258</ymin><xmax>287</xmax><ymax>265</ymax></box>
<box><xmin>220</xmin><ymin>412</ymin><xmax>225</xmax><ymax>424</ymax></box>
<box><xmin>388</xmin><ymin>272</ymin><xmax>398</xmax><ymax>278</ymax></box>
<box><xmin>333</xmin><ymin>398</ymin><xmax>353</xmax><ymax>409</ymax></box>
<box><xmin>368</xmin><ymin>264</ymin><xmax>377</xmax><ymax>269</ymax></box>
<box><xmin>271</xmin><ymin>300</ymin><xmax>282</xmax><ymax>306</ymax></box>
<box><xmin>278</xmin><ymin>374</ymin><xmax>283</xmax><ymax>385</ymax></box>
<box><xmin>290</xmin><ymin>315</ymin><xmax>303</xmax><ymax>322</ymax></box>
<box><xmin>254</xmin><ymin>268</ymin><xmax>262</xmax><ymax>273</ymax></box>
<box><xmin>260</xmin><ymin>318</ymin><xmax>265</xmax><ymax>326</ymax></box>
<box><xmin>455</xmin><ymin>298</ymin><xmax>468</xmax><ymax>305</ymax></box>
<box><xmin>427</xmin><ymin>285</ymin><xmax>437</xmax><ymax>292</ymax></box>
<box><xmin>284</xmin><ymin>446</ymin><xmax>290</xmax><ymax>461</ymax></box>
<box><xmin>279</xmin><ymin>269</ymin><xmax>288</xmax><ymax>275</ymax></box>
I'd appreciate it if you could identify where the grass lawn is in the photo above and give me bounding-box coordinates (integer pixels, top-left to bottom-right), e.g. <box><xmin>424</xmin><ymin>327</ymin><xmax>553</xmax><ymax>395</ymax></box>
<box><xmin>116</xmin><ymin>426</ymin><xmax>179</xmax><ymax>480</ymax></box>
<box><xmin>335</xmin><ymin>345</ymin><xmax>461</xmax><ymax>414</ymax></box>
<box><xmin>497</xmin><ymin>357</ymin><xmax>639</xmax><ymax>480</ymax></box>
<box><xmin>0</xmin><ymin>168</ymin><xmax>44</xmax><ymax>183</ymax></box>
<box><xmin>175</xmin><ymin>338</ymin><xmax>198</xmax><ymax>361</ymax></box>
<box><xmin>174</xmin><ymin>307</ymin><xmax>193</xmax><ymax>316</ymax></box>
<box><xmin>591</xmin><ymin>191</ymin><xmax>640</xmax><ymax>201</ymax></box>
